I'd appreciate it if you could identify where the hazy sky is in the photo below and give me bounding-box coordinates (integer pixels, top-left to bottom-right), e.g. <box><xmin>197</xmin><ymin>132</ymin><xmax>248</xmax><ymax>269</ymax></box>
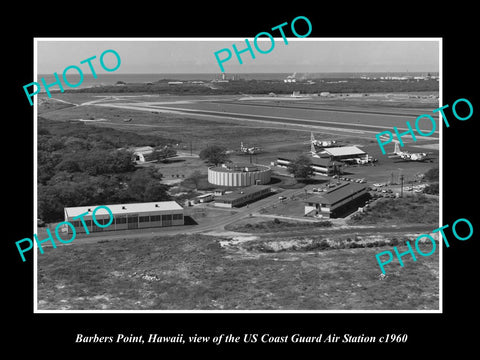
<box><xmin>36</xmin><ymin>39</ymin><xmax>440</xmax><ymax>74</ymax></box>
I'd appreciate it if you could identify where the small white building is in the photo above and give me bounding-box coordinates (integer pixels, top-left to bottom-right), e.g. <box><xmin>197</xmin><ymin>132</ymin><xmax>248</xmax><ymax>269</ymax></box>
<box><xmin>195</xmin><ymin>193</ymin><xmax>214</xmax><ymax>203</ymax></box>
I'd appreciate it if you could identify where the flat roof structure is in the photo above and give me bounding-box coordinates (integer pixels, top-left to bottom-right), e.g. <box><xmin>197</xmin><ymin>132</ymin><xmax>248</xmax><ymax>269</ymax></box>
<box><xmin>65</xmin><ymin>201</ymin><xmax>184</xmax><ymax>218</ymax></box>
<box><xmin>214</xmin><ymin>185</ymin><xmax>272</xmax><ymax>208</ymax></box>
<box><xmin>217</xmin><ymin>185</ymin><xmax>271</xmax><ymax>202</ymax></box>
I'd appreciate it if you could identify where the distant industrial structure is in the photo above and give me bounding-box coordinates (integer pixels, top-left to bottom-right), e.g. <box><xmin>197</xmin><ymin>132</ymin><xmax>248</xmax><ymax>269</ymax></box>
<box><xmin>208</xmin><ymin>163</ymin><xmax>271</xmax><ymax>187</ymax></box>
<box><xmin>212</xmin><ymin>73</ymin><xmax>239</xmax><ymax>83</ymax></box>
<box><xmin>214</xmin><ymin>185</ymin><xmax>271</xmax><ymax>208</ymax></box>
<box><xmin>284</xmin><ymin>72</ymin><xmax>297</xmax><ymax>83</ymax></box>
<box><xmin>64</xmin><ymin>201</ymin><xmax>184</xmax><ymax>233</ymax></box>
<box><xmin>304</xmin><ymin>182</ymin><xmax>369</xmax><ymax>218</ymax></box>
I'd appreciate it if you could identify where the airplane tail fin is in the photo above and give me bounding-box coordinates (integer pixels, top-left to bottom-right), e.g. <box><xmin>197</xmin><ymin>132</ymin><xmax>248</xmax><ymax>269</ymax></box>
<box><xmin>394</xmin><ymin>141</ymin><xmax>400</xmax><ymax>154</ymax></box>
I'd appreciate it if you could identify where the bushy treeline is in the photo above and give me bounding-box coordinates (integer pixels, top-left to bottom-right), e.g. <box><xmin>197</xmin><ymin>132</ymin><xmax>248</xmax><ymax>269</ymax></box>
<box><xmin>37</xmin><ymin>118</ymin><xmax>177</xmax><ymax>222</ymax></box>
<box><xmin>38</xmin><ymin>117</ymin><xmax>172</xmax><ymax>148</ymax></box>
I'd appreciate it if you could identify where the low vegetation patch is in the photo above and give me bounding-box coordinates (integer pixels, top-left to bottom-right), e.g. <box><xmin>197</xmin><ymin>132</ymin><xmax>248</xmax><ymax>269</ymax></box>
<box><xmin>242</xmin><ymin>235</ymin><xmax>404</xmax><ymax>253</ymax></box>
<box><xmin>226</xmin><ymin>218</ymin><xmax>333</xmax><ymax>233</ymax></box>
<box><xmin>347</xmin><ymin>195</ymin><xmax>438</xmax><ymax>225</ymax></box>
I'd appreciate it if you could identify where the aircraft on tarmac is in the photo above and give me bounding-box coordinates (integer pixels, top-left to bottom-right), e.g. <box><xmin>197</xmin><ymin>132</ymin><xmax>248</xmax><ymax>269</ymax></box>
<box><xmin>310</xmin><ymin>132</ymin><xmax>339</xmax><ymax>157</ymax></box>
<box><xmin>240</xmin><ymin>142</ymin><xmax>262</xmax><ymax>154</ymax></box>
<box><xmin>310</xmin><ymin>132</ymin><xmax>337</xmax><ymax>149</ymax></box>
<box><xmin>388</xmin><ymin>141</ymin><xmax>432</xmax><ymax>162</ymax></box>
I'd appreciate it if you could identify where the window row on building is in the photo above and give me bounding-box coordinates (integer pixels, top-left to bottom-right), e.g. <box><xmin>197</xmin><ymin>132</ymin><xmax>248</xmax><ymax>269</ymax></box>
<box><xmin>64</xmin><ymin>201</ymin><xmax>185</xmax><ymax>234</ymax></box>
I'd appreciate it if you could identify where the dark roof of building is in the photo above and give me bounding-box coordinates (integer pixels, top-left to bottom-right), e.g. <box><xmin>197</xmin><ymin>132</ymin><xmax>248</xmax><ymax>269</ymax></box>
<box><xmin>304</xmin><ymin>182</ymin><xmax>367</xmax><ymax>205</ymax></box>
<box><xmin>215</xmin><ymin>185</ymin><xmax>271</xmax><ymax>202</ymax></box>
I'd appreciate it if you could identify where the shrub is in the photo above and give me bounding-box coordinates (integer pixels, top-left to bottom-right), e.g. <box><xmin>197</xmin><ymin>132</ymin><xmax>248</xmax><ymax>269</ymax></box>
<box><xmin>390</xmin><ymin>238</ymin><xmax>400</xmax><ymax>246</ymax></box>
<box><xmin>305</xmin><ymin>239</ymin><xmax>330</xmax><ymax>251</ymax></box>
<box><xmin>349</xmin><ymin>243</ymin><xmax>363</xmax><ymax>249</ymax></box>
<box><xmin>424</xmin><ymin>167</ymin><xmax>439</xmax><ymax>181</ymax></box>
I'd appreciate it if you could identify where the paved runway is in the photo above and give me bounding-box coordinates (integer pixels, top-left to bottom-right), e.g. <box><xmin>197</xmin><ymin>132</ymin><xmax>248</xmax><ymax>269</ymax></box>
<box><xmin>94</xmin><ymin>100</ymin><xmax>440</xmax><ymax>142</ymax></box>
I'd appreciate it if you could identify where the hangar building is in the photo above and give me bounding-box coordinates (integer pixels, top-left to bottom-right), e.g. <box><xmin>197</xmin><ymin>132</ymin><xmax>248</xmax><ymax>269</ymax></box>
<box><xmin>318</xmin><ymin>146</ymin><xmax>369</xmax><ymax>163</ymax></box>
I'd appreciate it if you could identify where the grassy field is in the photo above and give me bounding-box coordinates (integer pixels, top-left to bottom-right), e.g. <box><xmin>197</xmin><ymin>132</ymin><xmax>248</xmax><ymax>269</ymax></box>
<box><xmin>37</xmin><ymin>233</ymin><xmax>439</xmax><ymax>311</ymax></box>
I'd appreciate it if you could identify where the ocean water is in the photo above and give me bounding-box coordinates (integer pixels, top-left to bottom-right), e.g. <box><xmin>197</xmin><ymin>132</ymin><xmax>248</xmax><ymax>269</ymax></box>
<box><xmin>36</xmin><ymin>72</ymin><xmax>437</xmax><ymax>90</ymax></box>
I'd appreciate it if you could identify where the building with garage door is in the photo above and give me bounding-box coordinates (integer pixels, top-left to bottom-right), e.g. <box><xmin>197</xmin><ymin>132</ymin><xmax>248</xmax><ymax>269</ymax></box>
<box><xmin>64</xmin><ymin>201</ymin><xmax>184</xmax><ymax>234</ymax></box>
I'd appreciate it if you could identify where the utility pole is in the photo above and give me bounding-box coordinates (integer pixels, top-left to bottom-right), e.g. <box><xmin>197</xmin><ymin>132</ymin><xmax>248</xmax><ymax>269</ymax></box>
<box><xmin>400</xmin><ymin>174</ymin><xmax>404</xmax><ymax>197</ymax></box>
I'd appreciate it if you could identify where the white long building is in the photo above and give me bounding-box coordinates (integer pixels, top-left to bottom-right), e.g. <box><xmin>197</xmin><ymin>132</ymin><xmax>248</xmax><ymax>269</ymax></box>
<box><xmin>64</xmin><ymin>201</ymin><xmax>184</xmax><ymax>234</ymax></box>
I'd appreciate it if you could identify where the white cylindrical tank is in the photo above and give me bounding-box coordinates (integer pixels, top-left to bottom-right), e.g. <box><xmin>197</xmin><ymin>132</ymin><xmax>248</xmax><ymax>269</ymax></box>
<box><xmin>207</xmin><ymin>164</ymin><xmax>271</xmax><ymax>187</ymax></box>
